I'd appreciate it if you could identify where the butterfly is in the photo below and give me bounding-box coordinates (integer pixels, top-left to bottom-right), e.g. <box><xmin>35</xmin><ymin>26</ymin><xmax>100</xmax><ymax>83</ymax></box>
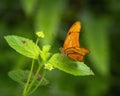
<box><xmin>61</xmin><ymin>21</ymin><xmax>90</xmax><ymax>62</ymax></box>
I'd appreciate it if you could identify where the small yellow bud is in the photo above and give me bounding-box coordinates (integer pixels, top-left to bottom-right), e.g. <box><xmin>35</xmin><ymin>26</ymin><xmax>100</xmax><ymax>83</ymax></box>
<box><xmin>44</xmin><ymin>63</ymin><xmax>54</xmax><ymax>71</ymax></box>
<box><xmin>36</xmin><ymin>31</ymin><xmax>44</xmax><ymax>38</ymax></box>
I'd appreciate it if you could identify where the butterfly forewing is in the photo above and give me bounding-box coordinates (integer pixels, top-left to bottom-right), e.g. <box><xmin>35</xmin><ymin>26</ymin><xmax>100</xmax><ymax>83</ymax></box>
<box><xmin>62</xmin><ymin>21</ymin><xmax>81</xmax><ymax>50</ymax></box>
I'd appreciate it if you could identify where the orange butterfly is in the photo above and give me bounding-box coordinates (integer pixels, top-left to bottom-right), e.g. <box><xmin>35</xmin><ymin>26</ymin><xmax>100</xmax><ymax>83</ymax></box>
<box><xmin>61</xmin><ymin>21</ymin><xmax>90</xmax><ymax>62</ymax></box>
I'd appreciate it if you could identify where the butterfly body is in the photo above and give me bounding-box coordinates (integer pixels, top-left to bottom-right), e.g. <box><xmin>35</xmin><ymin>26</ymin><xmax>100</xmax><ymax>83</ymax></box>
<box><xmin>61</xmin><ymin>21</ymin><xmax>89</xmax><ymax>62</ymax></box>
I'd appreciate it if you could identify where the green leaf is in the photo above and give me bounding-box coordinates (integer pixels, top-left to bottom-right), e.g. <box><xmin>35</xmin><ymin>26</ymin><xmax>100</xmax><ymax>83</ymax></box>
<box><xmin>40</xmin><ymin>45</ymin><xmax>52</xmax><ymax>61</ymax></box>
<box><xmin>4</xmin><ymin>35</ymin><xmax>40</xmax><ymax>59</ymax></box>
<box><xmin>42</xmin><ymin>45</ymin><xmax>51</xmax><ymax>52</ymax></box>
<box><xmin>48</xmin><ymin>53</ymin><xmax>94</xmax><ymax>76</ymax></box>
<box><xmin>8</xmin><ymin>70</ymin><xmax>49</xmax><ymax>87</ymax></box>
<box><xmin>8</xmin><ymin>70</ymin><xmax>29</xmax><ymax>86</ymax></box>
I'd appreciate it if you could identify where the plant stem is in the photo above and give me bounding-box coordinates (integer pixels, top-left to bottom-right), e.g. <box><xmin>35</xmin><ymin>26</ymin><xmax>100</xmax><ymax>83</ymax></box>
<box><xmin>28</xmin><ymin>69</ymin><xmax>46</xmax><ymax>96</ymax></box>
<box><xmin>36</xmin><ymin>38</ymin><xmax>39</xmax><ymax>45</ymax></box>
<box><xmin>26</xmin><ymin>59</ymin><xmax>43</xmax><ymax>94</ymax></box>
<box><xmin>22</xmin><ymin>59</ymin><xmax>35</xmax><ymax>96</ymax></box>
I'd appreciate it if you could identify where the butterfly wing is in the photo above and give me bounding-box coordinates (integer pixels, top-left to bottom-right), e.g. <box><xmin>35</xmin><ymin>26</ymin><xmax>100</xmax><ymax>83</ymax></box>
<box><xmin>62</xmin><ymin>21</ymin><xmax>81</xmax><ymax>50</ymax></box>
<box><xmin>64</xmin><ymin>47</ymin><xmax>90</xmax><ymax>61</ymax></box>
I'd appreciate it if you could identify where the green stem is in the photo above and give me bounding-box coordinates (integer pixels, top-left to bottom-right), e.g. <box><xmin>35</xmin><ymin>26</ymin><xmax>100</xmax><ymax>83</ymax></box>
<box><xmin>22</xmin><ymin>59</ymin><xmax>35</xmax><ymax>96</ymax></box>
<box><xmin>28</xmin><ymin>69</ymin><xmax>46</xmax><ymax>96</ymax></box>
<box><xmin>26</xmin><ymin>59</ymin><xmax>43</xmax><ymax>94</ymax></box>
<box><xmin>36</xmin><ymin>38</ymin><xmax>39</xmax><ymax>45</ymax></box>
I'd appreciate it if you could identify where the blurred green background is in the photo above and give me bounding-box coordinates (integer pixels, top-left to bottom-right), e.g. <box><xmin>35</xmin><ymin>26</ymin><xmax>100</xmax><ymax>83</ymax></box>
<box><xmin>0</xmin><ymin>0</ymin><xmax>120</xmax><ymax>96</ymax></box>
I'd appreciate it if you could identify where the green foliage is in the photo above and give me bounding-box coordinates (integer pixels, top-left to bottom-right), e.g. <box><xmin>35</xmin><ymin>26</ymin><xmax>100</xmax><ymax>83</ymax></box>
<box><xmin>4</xmin><ymin>35</ymin><xmax>41</xmax><ymax>59</ymax></box>
<box><xmin>4</xmin><ymin>35</ymin><xmax>93</xmax><ymax>96</ymax></box>
<box><xmin>40</xmin><ymin>45</ymin><xmax>52</xmax><ymax>62</ymax></box>
<box><xmin>5</xmin><ymin>35</ymin><xmax>93</xmax><ymax>76</ymax></box>
<box><xmin>8</xmin><ymin>70</ymin><xmax>49</xmax><ymax>87</ymax></box>
<box><xmin>48</xmin><ymin>53</ymin><xmax>94</xmax><ymax>76</ymax></box>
